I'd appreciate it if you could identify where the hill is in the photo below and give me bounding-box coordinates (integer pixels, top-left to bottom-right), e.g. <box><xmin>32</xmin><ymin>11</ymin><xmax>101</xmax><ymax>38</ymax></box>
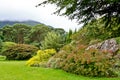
<box><xmin>0</xmin><ymin>20</ymin><xmax>41</xmax><ymax>28</ymax></box>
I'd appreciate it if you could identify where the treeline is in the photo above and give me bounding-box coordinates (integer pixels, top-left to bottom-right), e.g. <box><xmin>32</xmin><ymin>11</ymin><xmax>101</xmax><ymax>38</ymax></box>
<box><xmin>0</xmin><ymin>24</ymin><xmax>66</xmax><ymax>48</ymax></box>
<box><xmin>0</xmin><ymin>23</ymin><xmax>74</xmax><ymax>51</ymax></box>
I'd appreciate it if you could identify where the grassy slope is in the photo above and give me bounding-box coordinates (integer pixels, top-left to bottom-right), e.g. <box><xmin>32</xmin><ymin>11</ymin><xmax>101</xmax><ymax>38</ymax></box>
<box><xmin>0</xmin><ymin>61</ymin><xmax>119</xmax><ymax>80</ymax></box>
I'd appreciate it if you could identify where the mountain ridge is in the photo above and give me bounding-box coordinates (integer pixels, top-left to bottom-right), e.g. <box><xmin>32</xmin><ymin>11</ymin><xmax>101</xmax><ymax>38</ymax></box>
<box><xmin>0</xmin><ymin>20</ymin><xmax>42</xmax><ymax>28</ymax></box>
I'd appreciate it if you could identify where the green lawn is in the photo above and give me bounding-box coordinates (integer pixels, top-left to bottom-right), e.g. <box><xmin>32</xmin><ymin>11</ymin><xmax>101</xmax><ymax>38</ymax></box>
<box><xmin>0</xmin><ymin>61</ymin><xmax>120</xmax><ymax>80</ymax></box>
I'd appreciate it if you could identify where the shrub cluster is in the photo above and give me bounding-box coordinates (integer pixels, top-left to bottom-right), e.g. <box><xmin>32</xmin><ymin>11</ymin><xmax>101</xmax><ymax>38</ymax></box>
<box><xmin>26</xmin><ymin>49</ymin><xmax>56</xmax><ymax>66</ymax></box>
<box><xmin>0</xmin><ymin>55</ymin><xmax>6</xmax><ymax>61</ymax></box>
<box><xmin>0</xmin><ymin>42</ymin><xmax>16</xmax><ymax>54</ymax></box>
<box><xmin>0</xmin><ymin>38</ymin><xmax>3</xmax><ymax>50</ymax></box>
<box><xmin>2</xmin><ymin>44</ymin><xmax>38</xmax><ymax>60</ymax></box>
<box><xmin>47</xmin><ymin>44</ymin><xmax>118</xmax><ymax>77</ymax></box>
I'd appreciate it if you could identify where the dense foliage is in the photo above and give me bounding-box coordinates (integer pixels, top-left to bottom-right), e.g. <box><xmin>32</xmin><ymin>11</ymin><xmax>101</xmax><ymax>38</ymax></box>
<box><xmin>0</xmin><ymin>42</ymin><xmax>16</xmax><ymax>54</ymax></box>
<box><xmin>27</xmin><ymin>24</ymin><xmax>52</xmax><ymax>47</ymax></box>
<box><xmin>71</xmin><ymin>18</ymin><xmax>120</xmax><ymax>45</ymax></box>
<box><xmin>47</xmin><ymin>44</ymin><xmax>118</xmax><ymax>77</ymax></box>
<box><xmin>38</xmin><ymin>0</ymin><xmax>120</xmax><ymax>27</ymax></box>
<box><xmin>39</xmin><ymin>0</ymin><xmax>120</xmax><ymax>27</ymax></box>
<box><xmin>2</xmin><ymin>44</ymin><xmax>38</xmax><ymax>60</ymax></box>
<box><xmin>0</xmin><ymin>24</ymin><xmax>66</xmax><ymax>48</ymax></box>
<box><xmin>1</xmin><ymin>24</ymin><xmax>31</xmax><ymax>43</ymax></box>
<box><xmin>26</xmin><ymin>49</ymin><xmax>56</xmax><ymax>66</ymax></box>
<box><xmin>0</xmin><ymin>38</ymin><xmax>3</xmax><ymax>51</ymax></box>
<box><xmin>41</xmin><ymin>31</ymin><xmax>65</xmax><ymax>51</ymax></box>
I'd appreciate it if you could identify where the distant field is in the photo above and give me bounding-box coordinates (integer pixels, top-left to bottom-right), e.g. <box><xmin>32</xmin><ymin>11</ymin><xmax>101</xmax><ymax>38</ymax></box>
<box><xmin>0</xmin><ymin>61</ymin><xmax>119</xmax><ymax>80</ymax></box>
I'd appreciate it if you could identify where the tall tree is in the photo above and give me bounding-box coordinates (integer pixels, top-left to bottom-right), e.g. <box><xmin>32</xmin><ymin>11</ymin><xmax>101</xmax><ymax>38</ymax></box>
<box><xmin>38</xmin><ymin>0</ymin><xmax>120</xmax><ymax>26</ymax></box>
<box><xmin>27</xmin><ymin>24</ymin><xmax>52</xmax><ymax>47</ymax></box>
<box><xmin>1</xmin><ymin>25</ymin><xmax>14</xmax><ymax>42</ymax></box>
<box><xmin>12</xmin><ymin>24</ymin><xmax>31</xmax><ymax>44</ymax></box>
<box><xmin>41</xmin><ymin>31</ymin><xmax>65</xmax><ymax>51</ymax></box>
<box><xmin>1</xmin><ymin>24</ymin><xmax>31</xmax><ymax>44</ymax></box>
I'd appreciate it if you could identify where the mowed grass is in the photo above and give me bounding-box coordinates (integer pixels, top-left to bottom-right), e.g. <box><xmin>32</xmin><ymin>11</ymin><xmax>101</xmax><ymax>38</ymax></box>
<box><xmin>0</xmin><ymin>61</ymin><xmax>120</xmax><ymax>80</ymax></box>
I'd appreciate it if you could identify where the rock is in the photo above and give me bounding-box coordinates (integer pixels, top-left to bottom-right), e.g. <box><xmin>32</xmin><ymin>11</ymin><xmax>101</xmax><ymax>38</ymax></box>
<box><xmin>86</xmin><ymin>38</ymin><xmax>119</xmax><ymax>53</ymax></box>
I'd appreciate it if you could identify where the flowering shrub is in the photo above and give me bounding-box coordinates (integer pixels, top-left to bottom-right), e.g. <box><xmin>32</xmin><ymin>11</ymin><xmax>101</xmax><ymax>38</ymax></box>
<box><xmin>48</xmin><ymin>44</ymin><xmax>118</xmax><ymax>77</ymax></box>
<box><xmin>47</xmin><ymin>57</ymin><xmax>62</xmax><ymax>69</ymax></box>
<box><xmin>47</xmin><ymin>44</ymin><xmax>86</xmax><ymax>68</ymax></box>
<box><xmin>26</xmin><ymin>49</ymin><xmax>56</xmax><ymax>66</ymax></box>
<box><xmin>46</xmin><ymin>49</ymin><xmax>69</xmax><ymax>69</ymax></box>
<box><xmin>62</xmin><ymin>49</ymin><xmax>117</xmax><ymax>77</ymax></box>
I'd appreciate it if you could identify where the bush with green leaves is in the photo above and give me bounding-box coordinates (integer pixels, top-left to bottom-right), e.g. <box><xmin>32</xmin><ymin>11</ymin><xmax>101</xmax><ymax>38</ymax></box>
<box><xmin>0</xmin><ymin>38</ymin><xmax>3</xmax><ymax>51</ymax></box>
<box><xmin>2</xmin><ymin>44</ymin><xmax>38</xmax><ymax>60</ymax></box>
<box><xmin>26</xmin><ymin>49</ymin><xmax>56</xmax><ymax>67</ymax></box>
<box><xmin>115</xmin><ymin>37</ymin><xmax>120</xmax><ymax>44</ymax></box>
<box><xmin>0</xmin><ymin>55</ymin><xmax>6</xmax><ymax>61</ymax></box>
<box><xmin>48</xmin><ymin>44</ymin><xmax>118</xmax><ymax>77</ymax></box>
<box><xmin>41</xmin><ymin>31</ymin><xmax>65</xmax><ymax>51</ymax></box>
<box><xmin>71</xmin><ymin>18</ymin><xmax>120</xmax><ymax>45</ymax></box>
<box><xmin>0</xmin><ymin>42</ymin><xmax>16</xmax><ymax>54</ymax></box>
<box><xmin>114</xmin><ymin>52</ymin><xmax>120</xmax><ymax>72</ymax></box>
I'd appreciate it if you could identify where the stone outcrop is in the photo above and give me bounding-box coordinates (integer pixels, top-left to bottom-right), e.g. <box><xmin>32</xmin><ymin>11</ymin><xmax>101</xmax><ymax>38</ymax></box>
<box><xmin>86</xmin><ymin>38</ymin><xmax>119</xmax><ymax>53</ymax></box>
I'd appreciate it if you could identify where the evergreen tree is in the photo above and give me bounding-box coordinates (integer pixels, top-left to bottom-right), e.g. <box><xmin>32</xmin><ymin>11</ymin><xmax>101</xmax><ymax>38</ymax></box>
<box><xmin>41</xmin><ymin>31</ymin><xmax>65</xmax><ymax>51</ymax></box>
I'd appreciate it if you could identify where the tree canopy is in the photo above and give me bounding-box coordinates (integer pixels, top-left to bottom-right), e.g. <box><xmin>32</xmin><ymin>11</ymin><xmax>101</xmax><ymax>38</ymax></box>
<box><xmin>38</xmin><ymin>0</ymin><xmax>120</xmax><ymax>26</ymax></box>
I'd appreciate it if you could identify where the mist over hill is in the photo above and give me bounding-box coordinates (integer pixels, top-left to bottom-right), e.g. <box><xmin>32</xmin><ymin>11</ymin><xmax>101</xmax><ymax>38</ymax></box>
<box><xmin>0</xmin><ymin>20</ymin><xmax>42</xmax><ymax>28</ymax></box>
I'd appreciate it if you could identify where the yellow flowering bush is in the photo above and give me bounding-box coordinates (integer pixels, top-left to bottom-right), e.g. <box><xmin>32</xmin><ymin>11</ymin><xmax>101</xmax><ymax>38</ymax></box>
<box><xmin>26</xmin><ymin>56</ymin><xmax>40</xmax><ymax>66</ymax></box>
<box><xmin>26</xmin><ymin>49</ymin><xmax>56</xmax><ymax>66</ymax></box>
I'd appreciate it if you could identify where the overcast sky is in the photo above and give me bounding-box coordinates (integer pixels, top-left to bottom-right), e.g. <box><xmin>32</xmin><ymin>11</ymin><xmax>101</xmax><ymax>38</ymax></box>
<box><xmin>0</xmin><ymin>0</ymin><xmax>82</xmax><ymax>31</ymax></box>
